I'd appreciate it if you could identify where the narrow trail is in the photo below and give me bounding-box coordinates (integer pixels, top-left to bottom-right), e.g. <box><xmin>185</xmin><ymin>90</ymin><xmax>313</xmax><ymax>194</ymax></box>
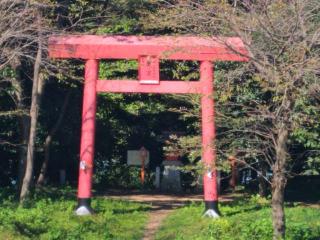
<box><xmin>103</xmin><ymin>190</ymin><xmax>236</xmax><ymax>240</ymax></box>
<box><xmin>141</xmin><ymin>208</ymin><xmax>172</xmax><ymax>240</ymax></box>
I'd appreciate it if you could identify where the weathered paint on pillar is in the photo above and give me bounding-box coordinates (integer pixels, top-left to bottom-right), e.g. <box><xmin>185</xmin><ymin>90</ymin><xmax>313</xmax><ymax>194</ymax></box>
<box><xmin>76</xmin><ymin>59</ymin><xmax>98</xmax><ymax>214</ymax></box>
<box><xmin>200</xmin><ymin>61</ymin><xmax>219</xmax><ymax>216</ymax></box>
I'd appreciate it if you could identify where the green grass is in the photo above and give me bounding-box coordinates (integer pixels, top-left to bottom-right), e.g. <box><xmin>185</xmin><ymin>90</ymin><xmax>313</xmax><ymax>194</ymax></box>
<box><xmin>155</xmin><ymin>196</ymin><xmax>320</xmax><ymax>240</ymax></box>
<box><xmin>2</xmin><ymin>188</ymin><xmax>319</xmax><ymax>240</ymax></box>
<box><xmin>0</xmin><ymin>187</ymin><xmax>149</xmax><ymax>240</ymax></box>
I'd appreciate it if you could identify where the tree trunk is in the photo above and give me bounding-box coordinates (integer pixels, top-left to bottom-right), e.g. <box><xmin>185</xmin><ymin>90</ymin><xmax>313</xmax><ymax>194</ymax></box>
<box><xmin>19</xmin><ymin>15</ymin><xmax>43</xmax><ymax>202</ymax></box>
<box><xmin>9</xmin><ymin>58</ymin><xmax>30</xmax><ymax>193</ymax></box>
<box><xmin>258</xmin><ymin>160</ymin><xmax>268</xmax><ymax>197</ymax></box>
<box><xmin>228</xmin><ymin>156</ymin><xmax>237</xmax><ymax>191</ymax></box>
<box><xmin>271</xmin><ymin>126</ymin><xmax>288</xmax><ymax>240</ymax></box>
<box><xmin>36</xmin><ymin>91</ymin><xmax>71</xmax><ymax>186</ymax></box>
<box><xmin>17</xmin><ymin>115</ymin><xmax>30</xmax><ymax>191</ymax></box>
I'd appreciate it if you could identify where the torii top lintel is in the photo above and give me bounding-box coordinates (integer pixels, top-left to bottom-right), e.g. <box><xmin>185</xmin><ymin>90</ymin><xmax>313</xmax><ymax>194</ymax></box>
<box><xmin>48</xmin><ymin>35</ymin><xmax>248</xmax><ymax>61</ymax></box>
<box><xmin>48</xmin><ymin>35</ymin><xmax>248</xmax><ymax>94</ymax></box>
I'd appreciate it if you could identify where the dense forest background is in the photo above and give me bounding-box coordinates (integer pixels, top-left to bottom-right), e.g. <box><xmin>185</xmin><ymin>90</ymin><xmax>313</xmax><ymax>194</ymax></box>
<box><xmin>0</xmin><ymin>1</ymin><xmax>319</xmax><ymax>238</ymax></box>
<box><xmin>0</xmin><ymin>0</ymin><xmax>319</xmax><ymax>195</ymax></box>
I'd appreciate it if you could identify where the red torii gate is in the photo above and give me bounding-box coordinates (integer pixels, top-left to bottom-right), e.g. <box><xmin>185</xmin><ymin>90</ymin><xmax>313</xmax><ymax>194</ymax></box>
<box><xmin>48</xmin><ymin>35</ymin><xmax>248</xmax><ymax>217</ymax></box>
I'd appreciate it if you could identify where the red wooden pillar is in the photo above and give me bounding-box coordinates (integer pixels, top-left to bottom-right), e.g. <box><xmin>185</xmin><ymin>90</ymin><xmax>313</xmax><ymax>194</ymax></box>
<box><xmin>200</xmin><ymin>61</ymin><xmax>219</xmax><ymax>217</ymax></box>
<box><xmin>75</xmin><ymin>59</ymin><xmax>98</xmax><ymax>215</ymax></box>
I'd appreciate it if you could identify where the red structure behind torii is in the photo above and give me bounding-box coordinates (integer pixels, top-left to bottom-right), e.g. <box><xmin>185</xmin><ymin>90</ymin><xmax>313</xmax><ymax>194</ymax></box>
<box><xmin>48</xmin><ymin>35</ymin><xmax>248</xmax><ymax>216</ymax></box>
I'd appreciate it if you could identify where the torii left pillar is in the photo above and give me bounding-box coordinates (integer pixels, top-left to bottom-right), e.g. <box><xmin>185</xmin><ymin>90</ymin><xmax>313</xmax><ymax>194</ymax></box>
<box><xmin>75</xmin><ymin>59</ymin><xmax>98</xmax><ymax>215</ymax></box>
<box><xmin>201</xmin><ymin>61</ymin><xmax>219</xmax><ymax>217</ymax></box>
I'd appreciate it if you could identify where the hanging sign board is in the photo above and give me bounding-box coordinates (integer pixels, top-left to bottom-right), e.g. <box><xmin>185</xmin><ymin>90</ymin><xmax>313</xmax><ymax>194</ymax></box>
<box><xmin>127</xmin><ymin>150</ymin><xmax>150</xmax><ymax>166</ymax></box>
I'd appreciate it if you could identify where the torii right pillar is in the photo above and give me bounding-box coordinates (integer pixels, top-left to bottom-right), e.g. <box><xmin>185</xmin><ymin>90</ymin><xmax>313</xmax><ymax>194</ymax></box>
<box><xmin>200</xmin><ymin>61</ymin><xmax>219</xmax><ymax>218</ymax></box>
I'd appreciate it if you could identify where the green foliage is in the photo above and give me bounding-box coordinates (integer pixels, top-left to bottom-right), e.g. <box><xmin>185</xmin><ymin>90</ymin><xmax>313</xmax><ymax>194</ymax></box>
<box><xmin>291</xmin><ymin>96</ymin><xmax>320</xmax><ymax>175</ymax></box>
<box><xmin>99</xmin><ymin>60</ymin><xmax>138</xmax><ymax>80</ymax></box>
<box><xmin>155</xmin><ymin>197</ymin><xmax>320</xmax><ymax>240</ymax></box>
<box><xmin>94</xmin><ymin>162</ymin><xmax>154</xmax><ymax>189</ymax></box>
<box><xmin>0</xmin><ymin>187</ymin><xmax>149</xmax><ymax>240</ymax></box>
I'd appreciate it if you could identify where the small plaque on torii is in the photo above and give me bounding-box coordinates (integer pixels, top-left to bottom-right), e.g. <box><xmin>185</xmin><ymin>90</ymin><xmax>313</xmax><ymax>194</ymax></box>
<box><xmin>138</xmin><ymin>55</ymin><xmax>159</xmax><ymax>84</ymax></box>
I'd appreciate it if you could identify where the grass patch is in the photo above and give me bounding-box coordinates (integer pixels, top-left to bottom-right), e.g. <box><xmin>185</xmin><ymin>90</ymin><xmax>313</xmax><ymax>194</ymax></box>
<box><xmin>155</xmin><ymin>196</ymin><xmax>320</xmax><ymax>240</ymax></box>
<box><xmin>0</xmin><ymin>187</ymin><xmax>149</xmax><ymax>240</ymax></box>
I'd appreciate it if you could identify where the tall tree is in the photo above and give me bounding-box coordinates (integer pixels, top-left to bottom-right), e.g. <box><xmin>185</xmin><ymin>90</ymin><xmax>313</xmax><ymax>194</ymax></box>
<box><xmin>0</xmin><ymin>0</ymin><xmax>62</xmax><ymax>201</ymax></box>
<box><xmin>148</xmin><ymin>0</ymin><xmax>320</xmax><ymax>239</ymax></box>
<box><xmin>19</xmin><ymin>11</ymin><xmax>44</xmax><ymax>201</ymax></box>
<box><xmin>0</xmin><ymin>1</ymin><xmax>46</xmax><ymax>198</ymax></box>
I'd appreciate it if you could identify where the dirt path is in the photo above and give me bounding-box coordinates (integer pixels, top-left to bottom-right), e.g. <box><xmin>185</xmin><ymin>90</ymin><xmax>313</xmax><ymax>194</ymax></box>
<box><xmin>102</xmin><ymin>190</ymin><xmax>319</xmax><ymax>239</ymax></box>
<box><xmin>141</xmin><ymin>208</ymin><xmax>172</xmax><ymax>240</ymax></box>
<box><xmin>103</xmin><ymin>190</ymin><xmax>233</xmax><ymax>240</ymax></box>
<box><xmin>102</xmin><ymin>190</ymin><xmax>237</xmax><ymax>240</ymax></box>
<box><xmin>103</xmin><ymin>190</ymin><xmax>204</xmax><ymax>240</ymax></box>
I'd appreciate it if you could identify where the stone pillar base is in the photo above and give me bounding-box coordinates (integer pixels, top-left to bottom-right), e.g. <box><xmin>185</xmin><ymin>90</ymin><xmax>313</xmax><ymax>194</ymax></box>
<box><xmin>75</xmin><ymin>198</ymin><xmax>93</xmax><ymax>216</ymax></box>
<box><xmin>203</xmin><ymin>201</ymin><xmax>220</xmax><ymax>218</ymax></box>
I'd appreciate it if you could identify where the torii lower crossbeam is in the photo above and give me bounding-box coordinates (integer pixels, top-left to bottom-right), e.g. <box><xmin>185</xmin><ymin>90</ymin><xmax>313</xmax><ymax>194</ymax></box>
<box><xmin>96</xmin><ymin>80</ymin><xmax>202</xmax><ymax>94</ymax></box>
<box><xmin>48</xmin><ymin>35</ymin><xmax>248</xmax><ymax>217</ymax></box>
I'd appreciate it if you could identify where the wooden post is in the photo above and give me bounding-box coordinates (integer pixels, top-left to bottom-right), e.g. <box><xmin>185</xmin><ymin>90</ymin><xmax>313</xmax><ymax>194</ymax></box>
<box><xmin>76</xmin><ymin>59</ymin><xmax>98</xmax><ymax>216</ymax></box>
<box><xmin>140</xmin><ymin>147</ymin><xmax>148</xmax><ymax>185</ymax></box>
<box><xmin>200</xmin><ymin>61</ymin><xmax>219</xmax><ymax>217</ymax></box>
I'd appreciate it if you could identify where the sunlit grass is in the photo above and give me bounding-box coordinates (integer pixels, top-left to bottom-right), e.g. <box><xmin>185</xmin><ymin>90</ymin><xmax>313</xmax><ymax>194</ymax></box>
<box><xmin>0</xmin><ymin>187</ymin><xmax>150</xmax><ymax>240</ymax></box>
<box><xmin>155</xmin><ymin>196</ymin><xmax>320</xmax><ymax>240</ymax></box>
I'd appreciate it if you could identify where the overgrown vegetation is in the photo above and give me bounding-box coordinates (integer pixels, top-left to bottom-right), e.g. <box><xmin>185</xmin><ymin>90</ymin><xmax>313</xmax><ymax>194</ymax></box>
<box><xmin>155</xmin><ymin>196</ymin><xmax>320</xmax><ymax>240</ymax></box>
<box><xmin>0</xmin><ymin>187</ymin><xmax>149</xmax><ymax>240</ymax></box>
